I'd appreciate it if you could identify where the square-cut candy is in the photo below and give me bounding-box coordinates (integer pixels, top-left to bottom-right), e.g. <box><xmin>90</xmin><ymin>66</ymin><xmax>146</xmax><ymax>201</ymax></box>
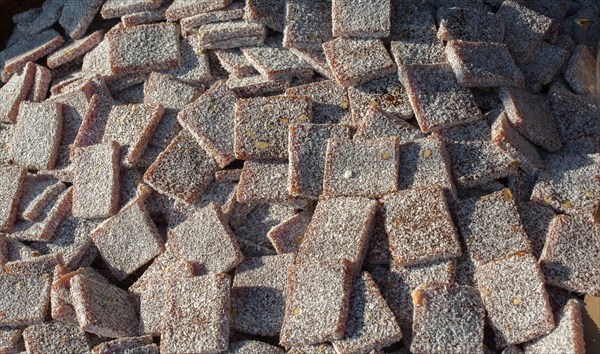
<box><xmin>0</xmin><ymin>166</ymin><xmax>26</xmax><ymax>231</ymax></box>
<box><xmin>166</xmin><ymin>0</ymin><xmax>232</xmax><ymax>20</ymax></box>
<box><xmin>236</xmin><ymin>160</ymin><xmax>290</xmax><ymax>204</ymax></box>
<box><xmin>323</xmin><ymin>38</ymin><xmax>396</xmax><ymax>87</ymax></box>
<box><xmin>381</xmin><ymin>186</ymin><xmax>461</xmax><ymax>266</ymax></box>
<box><xmin>516</xmin><ymin>202</ymin><xmax>555</xmax><ymax>260</ymax></box>
<box><xmin>437</xmin><ymin>7</ymin><xmax>504</xmax><ymax>43</ymax></box>
<box><xmin>286</xmin><ymin>81</ymin><xmax>351</xmax><ymax>125</ymax></box>
<box><xmin>47</xmin><ymin>31</ymin><xmax>104</xmax><ymax>69</ymax></box>
<box><xmin>242</xmin><ymin>40</ymin><xmax>314</xmax><ymax>82</ymax></box>
<box><xmin>390</xmin><ymin>28</ymin><xmax>446</xmax><ymax>67</ymax></box>
<box><xmin>323</xmin><ymin>137</ymin><xmax>399</xmax><ymax>198</ymax></box>
<box><xmin>0</xmin><ymin>62</ymin><xmax>36</xmax><ymax>123</ymax></box>
<box><xmin>101</xmin><ymin>0</ymin><xmax>163</xmax><ymax>19</ymax></box>
<box><xmin>22</xmin><ymin>321</ymin><xmax>90</xmax><ymax>354</ymax></box>
<box><xmin>3</xmin><ymin>30</ymin><xmax>64</xmax><ymax>75</ymax></box>
<box><xmin>283</xmin><ymin>0</ymin><xmax>333</xmax><ymax>50</ymax></box>
<box><xmin>354</xmin><ymin>107</ymin><xmax>422</xmax><ymax>142</ymax></box>
<box><xmin>245</xmin><ymin>0</ymin><xmax>285</xmax><ymax>31</ymax></box>
<box><xmin>0</xmin><ymin>273</ymin><xmax>51</xmax><ymax>326</ymax></box>
<box><xmin>59</xmin><ymin>0</ymin><xmax>104</xmax><ymax>39</ymax></box>
<box><xmin>267</xmin><ymin>210</ymin><xmax>313</xmax><ymax>254</ymax></box>
<box><xmin>332</xmin><ymin>0</ymin><xmax>391</xmax><ymax>38</ymax></box>
<box><xmin>234</xmin><ymin>96</ymin><xmax>312</xmax><ymax>160</ymax></box>
<box><xmin>91</xmin><ymin>335</ymin><xmax>153</xmax><ymax>354</ymax></box>
<box><xmin>563</xmin><ymin>44</ymin><xmax>597</xmax><ymax>95</ymax></box>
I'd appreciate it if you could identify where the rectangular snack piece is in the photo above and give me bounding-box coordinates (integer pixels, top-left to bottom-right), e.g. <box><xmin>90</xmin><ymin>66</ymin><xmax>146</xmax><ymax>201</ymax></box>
<box><xmin>245</xmin><ymin>0</ymin><xmax>285</xmax><ymax>31</ymax></box>
<box><xmin>144</xmin><ymin>130</ymin><xmax>218</xmax><ymax>204</ymax></box>
<box><xmin>280</xmin><ymin>259</ymin><xmax>353</xmax><ymax>347</ymax></box>
<box><xmin>161</xmin><ymin>274</ymin><xmax>231</xmax><ymax>353</ymax></box>
<box><xmin>232</xmin><ymin>254</ymin><xmax>295</xmax><ymax>336</ymax></box>
<box><xmin>297</xmin><ymin>196</ymin><xmax>377</xmax><ymax>275</ymax></box>
<box><xmin>381</xmin><ymin>186</ymin><xmax>461</xmax><ymax>266</ymax></box>
<box><xmin>165</xmin><ymin>0</ymin><xmax>232</xmax><ymax>20</ymax></box>
<box><xmin>234</xmin><ymin>95</ymin><xmax>312</xmax><ymax>160</ymax></box>
<box><xmin>402</xmin><ymin>63</ymin><xmax>481</xmax><ymax>133</ymax></box>
<box><xmin>73</xmin><ymin>142</ymin><xmax>120</xmax><ymax>219</ymax></box>
<box><xmin>283</xmin><ymin>0</ymin><xmax>333</xmax><ymax>50</ymax></box>
<box><xmin>354</xmin><ymin>107</ymin><xmax>422</xmax><ymax>142</ymax></box>
<box><xmin>410</xmin><ymin>282</ymin><xmax>485</xmax><ymax>353</ymax></box>
<box><xmin>122</xmin><ymin>6</ymin><xmax>168</xmax><ymax>27</ymax></box>
<box><xmin>180</xmin><ymin>2</ymin><xmax>245</xmax><ymax>33</ymax></box>
<box><xmin>390</xmin><ymin>29</ymin><xmax>446</xmax><ymax>67</ymax></box>
<box><xmin>27</xmin><ymin>63</ymin><xmax>52</xmax><ymax>102</ymax></box>
<box><xmin>101</xmin><ymin>0</ymin><xmax>163</xmax><ymax>19</ymax></box>
<box><xmin>286</xmin><ymin>80</ymin><xmax>351</xmax><ymax>125</ymax></box>
<box><xmin>22</xmin><ymin>321</ymin><xmax>90</xmax><ymax>354</ymax></box>
<box><xmin>476</xmin><ymin>254</ymin><xmax>555</xmax><ymax>346</ymax></box>
<box><xmin>323</xmin><ymin>137</ymin><xmax>399</xmax><ymax>198</ymax></box>
<box><xmin>59</xmin><ymin>0</ymin><xmax>104</xmax><ymax>39</ymax></box>
<box><xmin>3</xmin><ymin>30</ymin><xmax>64</xmax><ymax>75</ymax></box>
<box><xmin>194</xmin><ymin>21</ymin><xmax>266</xmax><ymax>48</ymax></box>
<box><xmin>11</xmin><ymin>100</ymin><xmax>62</xmax><ymax>170</ymax></box>
<box><xmin>236</xmin><ymin>160</ymin><xmax>290</xmax><ymax>204</ymax></box>
<box><xmin>47</xmin><ymin>31</ymin><xmax>104</xmax><ymax>69</ymax></box>
<box><xmin>332</xmin><ymin>0</ymin><xmax>390</xmax><ymax>38</ymax></box>
<box><xmin>0</xmin><ymin>61</ymin><xmax>36</xmax><ymax>123</ymax></box>
<box><xmin>332</xmin><ymin>272</ymin><xmax>402</xmax><ymax>353</ymax></box>
<box><xmin>437</xmin><ymin>6</ymin><xmax>505</xmax><ymax>43</ymax></box>
<box><xmin>214</xmin><ymin>49</ymin><xmax>257</xmax><ymax>77</ymax></box>
<box><xmin>0</xmin><ymin>166</ymin><xmax>26</xmax><ymax>231</ymax></box>
<box><xmin>323</xmin><ymin>38</ymin><xmax>396</xmax><ymax>87</ymax></box>
<box><xmin>242</xmin><ymin>41</ymin><xmax>314</xmax><ymax>82</ymax></box>
<box><xmin>0</xmin><ymin>273</ymin><xmax>51</xmax><ymax>326</ymax></box>
<box><xmin>107</xmin><ymin>23</ymin><xmax>181</xmax><ymax>75</ymax></box>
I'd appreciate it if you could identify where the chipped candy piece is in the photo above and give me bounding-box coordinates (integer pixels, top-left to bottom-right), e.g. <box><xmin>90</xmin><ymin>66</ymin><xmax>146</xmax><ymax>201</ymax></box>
<box><xmin>181</xmin><ymin>2</ymin><xmax>245</xmax><ymax>33</ymax></box>
<box><xmin>166</xmin><ymin>36</ymin><xmax>212</xmax><ymax>85</ymax></box>
<box><xmin>354</xmin><ymin>107</ymin><xmax>422</xmax><ymax>142</ymax></box>
<box><xmin>73</xmin><ymin>142</ymin><xmax>120</xmax><ymax>219</ymax></box>
<box><xmin>107</xmin><ymin>23</ymin><xmax>181</xmax><ymax>75</ymax></box>
<box><xmin>101</xmin><ymin>0</ymin><xmax>163</xmax><ymax>19</ymax></box>
<box><xmin>323</xmin><ymin>137</ymin><xmax>399</xmax><ymax>198</ymax></box>
<box><xmin>237</xmin><ymin>160</ymin><xmax>291</xmax><ymax>204</ymax></box>
<box><xmin>323</xmin><ymin>38</ymin><xmax>396</xmax><ymax>87</ymax></box>
<box><xmin>0</xmin><ymin>273</ymin><xmax>51</xmax><ymax>326</ymax></box>
<box><xmin>437</xmin><ymin>6</ymin><xmax>504</xmax><ymax>43</ymax></box>
<box><xmin>0</xmin><ymin>166</ymin><xmax>26</xmax><ymax>231</ymax></box>
<box><xmin>234</xmin><ymin>95</ymin><xmax>312</xmax><ymax>160</ymax></box>
<box><xmin>382</xmin><ymin>186</ymin><xmax>461</xmax><ymax>266</ymax></box>
<box><xmin>47</xmin><ymin>31</ymin><xmax>104</xmax><ymax>69</ymax></box>
<box><xmin>280</xmin><ymin>259</ymin><xmax>353</xmax><ymax>347</ymax></box>
<box><xmin>446</xmin><ymin>40</ymin><xmax>524</xmax><ymax>88</ymax></box>
<box><xmin>402</xmin><ymin>63</ymin><xmax>481</xmax><ymax>133</ymax></box>
<box><xmin>267</xmin><ymin>210</ymin><xmax>313</xmax><ymax>254</ymax></box>
<box><xmin>215</xmin><ymin>49</ymin><xmax>258</xmax><ymax>77</ymax></box>
<box><xmin>242</xmin><ymin>41</ymin><xmax>314</xmax><ymax>82</ymax></box>
<box><xmin>332</xmin><ymin>272</ymin><xmax>402</xmax><ymax>353</ymax></box>
<box><xmin>540</xmin><ymin>214</ymin><xmax>600</xmax><ymax>296</ymax></box>
<box><xmin>286</xmin><ymin>80</ymin><xmax>351</xmax><ymax>125</ymax></box>
<box><xmin>3</xmin><ymin>30</ymin><xmax>65</xmax><ymax>75</ymax></box>
<box><xmin>563</xmin><ymin>44</ymin><xmax>597</xmax><ymax>95</ymax></box>
<box><xmin>161</xmin><ymin>274</ymin><xmax>231</xmax><ymax>353</ymax></box>
<box><xmin>410</xmin><ymin>282</ymin><xmax>485</xmax><ymax>353</ymax></box>
<box><xmin>283</xmin><ymin>0</ymin><xmax>333</xmax><ymax>50</ymax></box>
<box><xmin>331</xmin><ymin>0</ymin><xmax>390</xmax><ymax>38</ymax></box>
<box><xmin>232</xmin><ymin>254</ymin><xmax>295</xmax><ymax>336</ymax></box>
<box><xmin>245</xmin><ymin>0</ymin><xmax>285</xmax><ymax>31</ymax></box>
<box><xmin>27</xmin><ymin>63</ymin><xmax>52</xmax><ymax>102</ymax></box>
<box><xmin>0</xmin><ymin>61</ymin><xmax>36</xmax><ymax>123</ymax></box>
<box><xmin>70</xmin><ymin>273</ymin><xmax>140</xmax><ymax>338</ymax></box>
<box><xmin>166</xmin><ymin>0</ymin><xmax>232</xmax><ymax>21</ymax></box>
<box><xmin>22</xmin><ymin>321</ymin><xmax>90</xmax><ymax>354</ymax></box>
<box><xmin>91</xmin><ymin>335</ymin><xmax>153</xmax><ymax>354</ymax></box>
<box><xmin>144</xmin><ymin>130</ymin><xmax>218</xmax><ymax>204</ymax></box>
<box><xmin>476</xmin><ymin>254</ymin><xmax>555</xmax><ymax>346</ymax></box>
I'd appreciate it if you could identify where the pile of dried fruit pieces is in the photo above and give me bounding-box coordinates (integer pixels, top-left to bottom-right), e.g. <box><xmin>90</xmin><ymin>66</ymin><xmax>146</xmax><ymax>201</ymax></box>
<box><xmin>0</xmin><ymin>0</ymin><xmax>598</xmax><ymax>353</ymax></box>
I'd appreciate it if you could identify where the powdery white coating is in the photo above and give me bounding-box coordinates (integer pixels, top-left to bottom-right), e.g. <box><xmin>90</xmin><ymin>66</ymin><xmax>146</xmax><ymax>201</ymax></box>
<box><xmin>332</xmin><ymin>0</ymin><xmax>390</xmax><ymax>38</ymax></box>
<box><xmin>540</xmin><ymin>214</ymin><xmax>600</xmax><ymax>296</ymax></box>
<box><xmin>226</xmin><ymin>74</ymin><xmax>287</xmax><ymax>97</ymax></box>
<box><xmin>563</xmin><ymin>44</ymin><xmax>597</xmax><ymax>95</ymax></box>
<box><xmin>437</xmin><ymin>7</ymin><xmax>504</xmax><ymax>43</ymax></box>
<box><xmin>390</xmin><ymin>29</ymin><xmax>446</xmax><ymax>67</ymax></box>
<box><xmin>280</xmin><ymin>259</ymin><xmax>353</xmax><ymax>347</ymax></box>
<box><xmin>230</xmin><ymin>203</ymin><xmax>297</xmax><ymax>250</ymax></box>
<box><xmin>0</xmin><ymin>166</ymin><xmax>26</xmax><ymax>231</ymax></box>
<box><xmin>519</xmin><ymin>43</ymin><xmax>569</xmax><ymax>91</ymax></box>
<box><xmin>286</xmin><ymin>81</ymin><xmax>351</xmax><ymax>125</ymax></box>
<box><xmin>234</xmin><ymin>96</ymin><xmax>312</xmax><ymax>160</ymax></box>
<box><xmin>410</xmin><ymin>282</ymin><xmax>485</xmax><ymax>353</ymax></box>
<box><xmin>91</xmin><ymin>197</ymin><xmax>163</xmax><ymax>280</ymax></box>
<box><xmin>59</xmin><ymin>0</ymin><xmax>103</xmax><ymax>39</ymax></box>
<box><xmin>50</xmin><ymin>90</ymin><xmax>91</xmax><ymax>147</ymax></box>
<box><xmin>197</xmin><ymin>34</ymin><xmax>265</xmax><ymax>50</ymax></box>
<box><xmin>381</xmin><ymin>186</ymin><xmax>462</xmax><ymax>267</ymax></box>
<box><xmin>166</xmin><ymin>36</ymin><xmax>212</xmax><ymax>85</ymax></box>
<box><xmin>499</xmin><ymin>86</ymin><xmax>561</xmax><ymax>152</ymax></box>
<box><xmin>547</xmin><ymin>82</ymin><xmax>600</xmax><ymax>144</ymax></box>
<box><xmin>236</xmin><ymin>160</ymin><xmax>289</xmax><ymax>204</ymax></box>
<box><xmin>227</xmin><ymin>340</ymin><xmax>285</xmax><ymax>354</ymax></box>
<box><xmin>516</xmin><ymin>201</ymin><xmax>554</xmax><ymax>260</ymax></box>
<box><xmin>123</xmin><ymin>344</ymin><xmax>159</xmax><ymax>353</ymax></box>
<box><xmin>166</xmin><ymin>0</ymin><xmax>232</xmax><ymax>20</ymax></box>
<box><xmin>0</xmin><ymin>326</ymin><xmax>22</xmax><ymax>353</ymax></box>
<box><xmin>523</xmin><ymin>299</ymin><xmax>585</xmax><ymax>354</ymax></box>
<box><xmin>11</xmin><ymin>100</ymin><xmax>62</xmax><ymax>170</ymax></box>
<box><xmin>181</xmin><ymin>2</ymin><xmax>245</xmax><ymax>32</ymax></box>
<box><xmin>289</xmin><ymin>47</ymin><xmax>334</xmax><ymax>79</ymax></box>
<box><xmin>332</xmin><ymin>272</ymin><xmax>402</xmax><ymax>353</ymax></box>
<box><xmin>323</xmin><ymin>38</ymin><xmax>396</xmax><ymax>87</ymax></box>
<box><xmin>27</xmin><ymin>64</ymin><xmax>52</xmax><ymax>102</ymax></box>
<box><xmin>0</xmin><ymin>124</ymin><xmax>14</xmax><ymax>164</ymax></box>
<box><xmin>122</xmin><ymin>6</ymin><xmax>168</xmax><ymax>27</ymax></box>
<box><xmin>22</xmin><ymin>321</ymin><xmax>90</xmax><ymax>354</ymax></box>
<box><xmin>37</xmin><ymin>144</ymin><xmax>74</xmax><ymax>183</ymax></box>
<box><xmin>195</xmin><ymin>20</ymin><xmax>266</xmax><ymax>45</ymax></box>
<box><xmin>242</xmin><ymin>40</ymin><xmax>314</xmax><ymax>82</ymax></box>
<box><xmin>355</xmin><ymin>107</ymin><xmax>422</xmax><ymax>142</ymax></box>
<box><xmin>70</xmin><ymin>273</ymin><xmax>140</xmax><ymax>338</ymax></box>
<box><xmin>0</xmin><ymin>273</ymin><xmax>51</xmax><ymax>326</ymax></box>
<box><xmin>101</xmin><ymin>0</ymin><xmax>163</xmax><ymax>19</ymax></box>
<box><xmin>47</xmin><ymin>31</ymin><xmax>104</xmax><ymax>69</ymax></box>
<box><xmin>91</xmin><ymin>335</ymin><xmax>154</xmax><ymax>354</ymax></box>
<box><xmin>267</xmin><ymin>210</ymin><xmax>313</xmax><ymax>254</ymax></box>
<box><xmin>323</xmin><ymin>137</ymin><xmax>399</xmax><ymax>198</ymax></box>
<box><xmin>107</xmin><ymin>23</ymin><xmax>181</xmax><ymax>75</ymax></box>
<box><xmin>475</xmin><ymin>254</ymin><xmax>555</xmax><ymax>346</ymax></box>
<box><xmin>297</xmin><ymin>196</ymin><xmax>377</xmax><ymax>274</ymax></box>
<box><xmin>161</xmin><ymin>274</ymin><xmax>231</xmax><ymax>353</ymax></box>
<box><xmin>4</xmin><ymin>253</ymin><xmax>63</xmax><ymax>275</ymax></box>
<box><xmin>215</xmin><ymin>49</ymin><xmax>258</xmax><ymax>77</ymax></box>
<box><xmin>231</xmin><ymin>254</ymin><xmax>295</xmax><ymax>336</ymax></box>
<box><xmin>2</xmin><ymin>30</ymin><xmax>64</xmax><ymax>75</ymax></box>
<box><xmin>245</xmin><ymin>0</ymin><xmax>285</xmax><ymax>31</ymax></box>
<box><xmin>0</xmin><ymin>62</ymin><xmax>35</xmax><ymax>123</ymax></box>
<box><xmin>446</xmin><ymin>40</ymin><xmax>525</xmax><ymax>88</ymax></box>
<box><xmin>82</xmin><ymin>40</ymin><xmax>114</xmax><ymax>78</ymax></box>
<box><xmin>496</xmin><ymin>1</ymin><xmax>555</xmax><ymax>63</ymax></box>
<box><xmin>402</xmin><ymin>63</ymin><xmax>482</xmax><ymax>133</ymax></box>
<box><xmin>215</xmin><ymin>169</ymin><xmax>242</xmax><ymax>183</ymax></box>
<box><xmin>288</xmin><ymin>344</ymin><xmax>337</xmax><ymax>354</ymax></box>
<box><xmin>283</xmin><ymin>0</ymin><xmax>332</xmax><ymax>50</ymax></box>
<box><xmin>4</xmin><ymin>236</ymin><xmax>40</xmax><ymax>262</ymax></box>
<box><xmin>364</xmin><ymin>207</ymin><xmax>391</xmax><ymax>265</ymax></box>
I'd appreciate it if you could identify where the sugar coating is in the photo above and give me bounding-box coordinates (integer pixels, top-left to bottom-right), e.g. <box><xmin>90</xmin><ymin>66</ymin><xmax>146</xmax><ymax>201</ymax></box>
<box><xmin>283</xmin><ymin>0</ymin><xmax>333</xmax><ymax>50</ymax></box>
<box><xmin>47</xmin><ymin>31</ymin><xmax>104</xmax><ymax>69</ymax></box>
<box><xmin>322</xmin><ymin>38</ymin><xmax>396</xmax><ymax>87</ymax></box>
<box><xmin>0</xmin><ymin>62</ymin><xmax>35</xmax><ymax>123</ymax></box>
<box><xmin>166</xmin><ymin>36</ymin><xmax>212</xmax><ymax>85</ymax></box>
<box><xmin>519</xmin><ymin>43</ymin><xmax>569</xmax><ymax>91</ymax></box>
<box><xmin>402</xmin><ymin>63</ymin><xmax>481</xmax><ymax>133</ymax></box>
<box><xmin>59</xmin><ymin>0</ymin><xmax>104</xmax><ymax>39</ymax></box>
<box><xmin>332</xmin><ymin>0</ymin><xmax>390</xmax><ymax>38</ymax></box>
<box><xmin>122</xmin><ymin>6</ymin><xmax>168</xmax><ymax>27</ymax></box>
<box><xmin>230</xmin><ymin>203</ymin><xmax>297</xmax><ymax>250</ymax></box>
<box><xmin>101</xmin><ymin>0</ymin><xmax>163</xmax><ymax>19</ymax></box>
<box><xmin>245</xmin><ymin>0</ymin><xmax>285</xmax><ymax>31</ymax></box>
<box><xmin>288</xmin><ymin>344</ymin><xmax>337</xmax><ymax>354</ymax></box>
<box><xmin>70</xmin><ymin>273</ymin><xmax>140</xmax><ymax>338</ymax></box>
<box><xmin>523</xmin><ymin>299</ymin><xmax>585</xmax><ymax>354</ymax></box>
<box><xmin>38</xmin><ymin>144</ymin><xmax>75</xmax><ymax>183</ymax></box>
<box><xmin>0</xmin><ymin>166</ymin><xmax>26</xmax><ymax>231</ymax></box>
<box><xmin>475</xmin><ymin>254</ymin><xmax>555</xmax><ymax>346</ymax></box>
<box><xmin>332</xmin><ymin>272</ymin><xmax>402</xmax><ymax>353</ymax></box>
<box><xmin>364</xmin><ymin>207</ymin><xmax>391</xmax><ymax>266</ymax></box>
<box><xmin>27</xmin><ymin>64</ymin><xmax>52</xmax><ymax>102</ymax></box>
<box><xmin>236</xmin><ymin>160</ymin><xmax>289</xmax><ymax>204</ymax></box>
<box><xmin>161</xmin><ymin>274</ymin><xmax>231</xmax><ymax>353</ymax></box>
<box><xmin>499</xmin><ymin>86</ymin><xmax>561</xmax><ymax>152</ymax></box>
<box><xmin>438</xmin><ymin>119</ymin><xmax>517</xmax><ymax>189</ymax></box>
<box><xmin>496</xmin><ymin>0</ymin><xmax>555</xmax><ymax>63</ymax></box>
<box><xmin>297</xmin><ymin>196</ymin><xmax>377</xmax><ymax>274</ymax></box>
<box><xmin>4</xmin><ymin>236</ymin><xmax>40</xmax><ymax>262</ymax></box>
<box><xmin>531</xmin><ymin>150</ymin><xmax>600</xmax><ymax>216</ymax></box>
<box><xmin>389</xmin><ymin>30</ymin><xmax>446</xmax><ymax>67</ymax></box>
<box><xmin>267</xmin><ymin>210</ymin><xmax>313</xmax><ymax>254</ymax></box>
<box><xmin>144</xmin><ymin>130</ymin><xmax>218</xmax><ymax>203</ymax></box>
<box><xmin>82</xmin><ymin>40</ymin><xmax>115</xmax><ymax>78</ymax></box>
<box><xmin>91</xmin><ymin>197</ymin><xmax>163</xmax><ymax>280</ymax></box>
<box><xmin>4</xmin><ymin>253</ymin><xmax>63</xmax><ymax>275</ymax></box>
<box><xmin>178</xmin><ymin>80</ymin><xmax>236</xmax><ymax>168</ymax></box>
<box><xmin>107</xmin><ymin>23</ymin><xmax>181</xmax><ymax>75</ymax></box>
<box><xmin>381</xmin><ymin>186</ymin><xmax>461</xmax><ymax>267</ymax></box>
<box><xmin>231</xmin><ymin>254</ymin><xmax>295</xmax><ymax>336</ymax></box>
<box><xmin>548</xmin><ymin>82</ymin><xmax>600</xmax><ymax>144</ymax></box>
<box><xmin>234</xmin><ymin>96</ymin><xmax>312</xmax><ymax>160</ymax></box>
<box><xmin>194</xmin><ymin>21</ymin><xmax>266</xmax><ymax>47</ymax></box>
<box><xmin>386</xmin><ymin>259</ymin><xmax>455</xmax><ymax>344</ymax></box>
<box><xmin>3</xmin><ymin>30</ymin><xmax>64</xmax><ymax>75</ymax></box>
<box><xmin>181</xmin><ymin>3</ymin><xmax>245</xmax><ymax>33</ymax></box>
<box><xmin>563</xmin><ymin>45</ymin><xmax>597</xmax><ymax>95</ymax></box>
<box><xmin>123</xmin><ymin>344</ymin><xmax>159</xmax><ymax>353</ymax></box>
<box><xmin>0</xmin><ymin>326</ymin><xmax>22</xmax><ymax>353</ymax></box>
<box><xmin>50</xmin><ymin>90</ymin><xmax>91</xmax><ymax>147</ymax></box>
<box><xmin>323</xmin><ymin>137</ymin><xmax>399</xmax><ymax>198</ymax></box>
<box><xmin>540</xmin><ymin>214</ymin><xmax>600</xmax><ymax>296</ymax></box>
<box><xmin>354</xmin><ymin>107</ymin><xmax>422</xmax><ymax>142</ymax></box>
<box><xmin>0</xmin><ymin>123</ymin><xmax>14</xmax><ymax>164</ymax></box>
<box><xmin>437</xmin><ymin>7</ymin><xmax>504</xmax><ymax>43</ymax></box>
<box><xmin>226</xmin><ymin>74</ymin><xmax>287</xmax><ymax>97</ymax></box>
<box><xmin>286</xmin><ymin>81</ymin><xmax>350</xmax><ymax>125</ymax></box>
<box><xmin>280</xmin><ymin>259</ymin><xmax>353</xmax><ymax>347</ymax></box>
<box><xmin>446</xmin><ymin>40</ymin><xmax>524</xmax><ymax>88</ymax></box>
<box><xmin>197</xmin><ymin>34</ymin><xmax>265</xmax><ymax>50</ymax></box>
<box><xmin>289</xmin><ymin>47</ymin><xmax>334</xmax><ymax>79</ymax></box>
<box><xmin>215</xmin><ymin>49</ymin><xmax>257</xmax><ymax>77</ymax></box>
<box><xmin>215</xmin><ymin>169</ymin><xmax>242</xmax><ymax>183</ymax></box>
<box><xmin>165</xmin><ymin>0</ymin><xmax>232</xmax><ymax>20</ymax></box>
<box><xmin>242</xmin><ymin>41</ymin><xmax>314</xmax><ymax>82</ymax></box>
<box><xmin>516</xmin><ymin>202</ymin><xmax>554</xmax><ymax>260</ymax></box>
<box><xmin>22</xmin><ymin>321</ymin><xmax>90</xmax><ymax>354</ymax></box>
<box><xmin>227</xmin><ymin>340</ymin><xmax>285</xmax><ymax>354</ymax></box>
<box><xmin>0</xmin><ymin>273</ymin><xmax>51</xmax><ymax>326</ymax></box>
<box><xmin>91</xmin><ymin>335</ymin><xmax>154</xmax><ymax>354</ymax></box>
<box><xmin>410</xmin><ymin>282</ymin><xmax>485</xmax><ymax>353</ymax></box>
<box><xmin>169</xmin><ymin>202</ymin><xmax>242</xmax><ymax>274</ymax></box>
